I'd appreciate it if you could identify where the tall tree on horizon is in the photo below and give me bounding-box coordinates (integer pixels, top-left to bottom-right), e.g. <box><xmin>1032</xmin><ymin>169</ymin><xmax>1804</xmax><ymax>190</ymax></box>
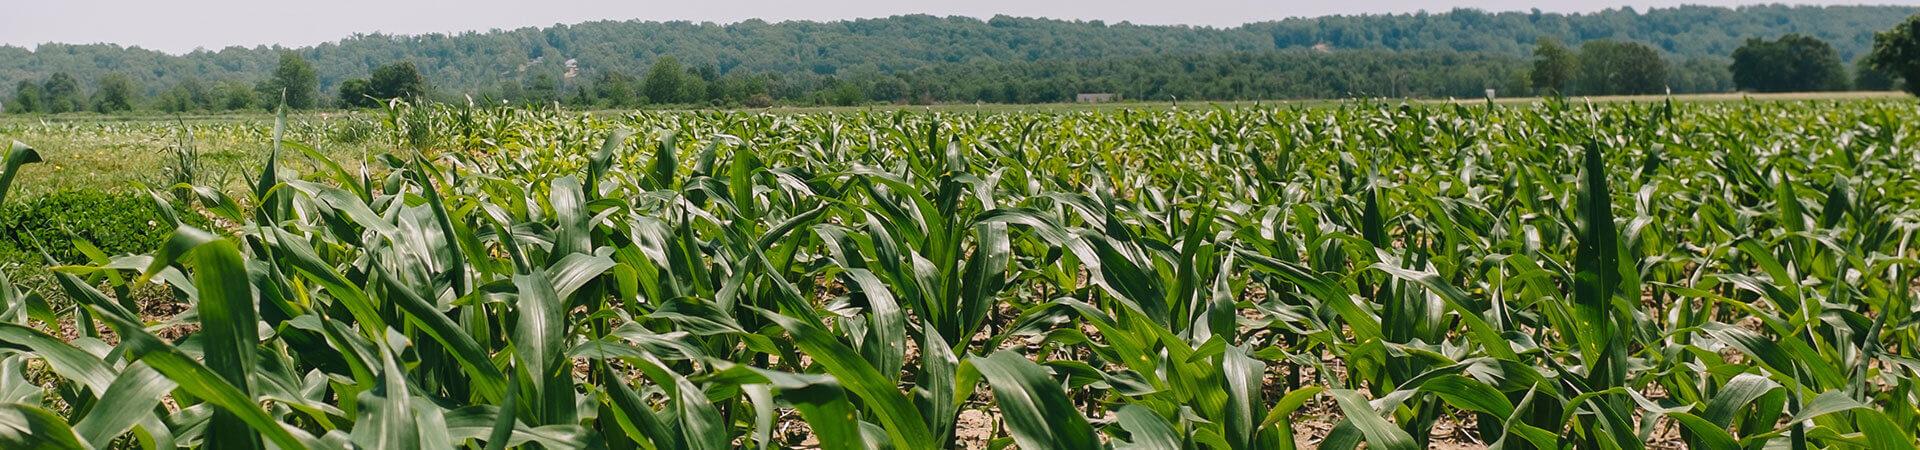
<box><xmin>1530</xmin><ymin>37</ymin><xmax>1578</xmax><ymax>95</ymax></box>
<box><xmin>1576</xmin><ymin>40</ymin><xmax>1668</xmax><ymax>95</ymax></box>
<box><xmin>214</xmin><ymin>80</ymin><xmax>257</xmax><ymax>110</ymax></box>
<box><xmin>1866</xmin><ymin>14</ymin><xmax>1920</xmax><ymax>95</ymax></box>
<box><xmin>7</xmin><ymin>80</ymin><xmax>43</xmax><ymax>113</ymax></box>
<box><xmin>258</xmin><ymin>51</ymin><xmax>319</xmax><ymax>109</ymax></box>
<box><xmin>337</xmin><ymin>78</ymin><xmax>378</xmax><ymax>108</ymax></box>
<box><xmin>644</xmin><ymin>56</ymin><xmax>685</xmax><ymax>104</ymax></box>
<box><xmin>1855</xmin><ymin>56</ymin><xmax>1900</xmax><ymax>91</ymax></box>
<box><xmin>1731</xmin><ymin>34</ymin><xmax>1849</xmax><ymax>92</ymax></box>
<box><xmin>42</xmin><ymin>73</ymin><xmax>84</xmax><ymax>113</ymax></box>
<box><xmin>92</xmin><ymin>73</ymin><xmax>139</xmax><ymax>113</ymax></box>
<box><xmin>524</xmin><ymin>72</ymin><xmax>560</xmax><ymax>105</ymax></box>
<box><xmin>370</xmin><ymin>61</ymin><xmax>429</xmax><ymax>101</ymax></box>
<box><xmin>589</xmin><ymin>70</ymin><xmax>639</xmax><ymax>107</ymax></box>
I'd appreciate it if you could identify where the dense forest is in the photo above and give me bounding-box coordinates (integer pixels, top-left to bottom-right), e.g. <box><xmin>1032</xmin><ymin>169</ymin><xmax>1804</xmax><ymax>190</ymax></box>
<box><xmin>1247</xmin><ymin>5</ymin><xmax>1909</xmax><ymax>59</ymax></box>
<box><xmin>0</xmin><ymin>4</ymin><xmax>1913</xmax><ymax>109</ymax></box>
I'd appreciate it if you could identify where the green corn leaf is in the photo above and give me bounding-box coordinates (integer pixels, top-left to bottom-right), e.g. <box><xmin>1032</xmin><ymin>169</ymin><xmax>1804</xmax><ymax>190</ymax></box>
<box><xmin>1573</xmin><ymin>141</ymin><xmax>1624</xmax><ymax>389</ymax></box>
<box><xmin>484</xmin><ymin>369</ymin><xmax>520</xmax><ymax>450</ymax></box>
<box><xmin>1702</xmin><ymin>373</ymin><xmax>1778</xmax><ymax>429</ymax></box>
<box><xmin>71</xmin><ymin>362</ymin><xmax>175</xmax><ymax>446</ymax></box>
<box><xmin>969</xmin><ymin>350</ymin><xmax>1099</xmax><ymax>450</ymax></box>
<box><xmin>410</xmin><ymin>155</ymin><xmax>472</xmax><ymax>296</ymax></box>
<box><xmin>1222</xmin><ymin>345</ymin><xmax>1265</xmax><ymax>449</ymax></box>
<box><xmin>588</xmin><ymin>129</ymin><xmax>634</xmax><ymax>197</ymax></box>
<box><xmin>916</xmin><ymin>317</ymin><xmax>960</xmax><ymax>446</ymax></box>
<box><xmin>0</xmin><ymin>324</ymin><xmax>115</xmax><ymax>394</ymax></box>
<box><xmin>1664</xmin><ymin>412</ymin><xmax>1738</xmax><ymax>449</ymax></box>
<box><xmin>756</xmin><ymin>309</ymin><xmax>933</xmax><ymax>449</ymax></box>
<box><xmin>598</xmin><ymin>364</ymin><xmax>673</xmax><ymax>450</ymax></box>
<box><xmin>188</xmin><ymin>238</ymin><xmax>266</xmax><ymax>450</ymax></box>
<box><xmin>1327</xmin><ymin>389</ymin><xmax>1416</xmax><ymax>450</ymax></box>
<box><xmin>350</xmin><ymin>334</ymin><xmax>421</xmax><ymax>447</ymax></box>
<box><xmin>0</xmin><ymin>403</ymin><xmax>87</xmax><ymax>450</ymax></box>
<box><xmin>0</xmin><ymin>141</ymin><xmax>43</xmax><ymax>206</ymax></box>
<box><xmin>957</xmin><ymin>222</ymin><xmax>1011</xmax><ymax>342</ymax></box>
<box><xmin>1856</xmin><ymin>409</ymin><xmax>1918</xmax><ymax>450</ymax></box>
<box><xmin>782</xmin><ymin>383</ymin><xmax>868</xmax><ymax>450</ymax></box>
<box><xmin>88</xmin><ymin>303</ymin><xmax>309</xmax><ymax>449</ymax></box>
<box><xmin>652</xmin><ymin>130</ymin><xmax>680</xmax><ymax>190</ymax></box>
<box><xmin>1115</xmin><ymin>404</ymin><xmax>1180</xmax><ymax>450</ymax></box>
<box><xmin>1415</xmin><ymin>374</ymin><xmax>1514</xmax><ymax>418</ymax></box>
<box><xmin>511</xmin><ymin>266</ymin><xmax>568</xmax><ymax>423</ymax></box>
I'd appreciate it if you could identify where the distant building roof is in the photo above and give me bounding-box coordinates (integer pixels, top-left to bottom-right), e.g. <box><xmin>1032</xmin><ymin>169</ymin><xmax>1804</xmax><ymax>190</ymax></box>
<box><xmin>1076</xmin><ymin>93</ymin><xmax>1117</xmax><ymax>103</ymax></box>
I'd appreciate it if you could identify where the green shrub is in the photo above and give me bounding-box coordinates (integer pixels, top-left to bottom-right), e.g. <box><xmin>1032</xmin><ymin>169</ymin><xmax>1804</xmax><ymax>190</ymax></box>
<box><xmin>0</xmin><ymin>190</ymin><xmax>208</xmax><ymax>265</ymax></box>
<box><xmin>327</xmin><ymin>116</ymin><xmax>377</xmax><ymax>145</ymax></box>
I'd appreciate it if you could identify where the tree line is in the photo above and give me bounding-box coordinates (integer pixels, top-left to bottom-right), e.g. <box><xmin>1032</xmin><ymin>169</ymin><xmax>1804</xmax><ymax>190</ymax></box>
<box><xmin>2</xmin><ymin>5</ymin><xmax>1913</xmax><ymax>101</ymax></box>
<box><xmin>1525</xmin><ymin>30</ymin><xmax>1904</xmax><ymax>96</ymax></box>
<box><xmin>5</xmin><ymin>52</ymin><xmax>304</xmax><ymax>113</ymax></box>
<box><xmin>9</xmin><ymin>10</ymin><xmax>1920</xmax><ymax>113</ymax></box>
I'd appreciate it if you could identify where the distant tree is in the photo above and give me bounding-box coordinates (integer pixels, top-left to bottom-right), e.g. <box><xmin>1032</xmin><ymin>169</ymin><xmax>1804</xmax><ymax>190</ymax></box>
<box><xmin>643</xmin><ymin>56</ymin><xmax>685</xmax><ymax>104</ymax></box>
<box><xmin>567</xmin><ymin>88</ymin><xmax>594</xmax><ymax>108</ymax></box>
<box><xmin>494</xmin><ymin>80</ymin><xmax>525</xmax><ymax>104</ymax></box>
<box><xmin>337</xmin><ymin>78</ymin><xmax>378</xmax><ymax>108</ymax></box>
<box><xmin>158</xmin><ymin>83</ymin><xmax>193</xmax><ymax>113</ymax></box>
<box><xmin>1866</xmin><ymin>14</ymin><xmax>1920</xmax><ymax>95</ymax></box>
<box><xmin>155</xmin><ymin>79</ymin><xmax>214</xmax><ymax>113</ymax></box>
<box><xmin>258</xmin><ymin>51</ymin><xmax>319</xmax><ymax>109</ymax></box>
<box><xmin>157</xmin><ymin>87</ymin><xmax>187</xmax><ymax>112</ymax></box>
<box><xmin>8</xmin><ymin>80</ymin><xmax>42</xmax><ymax>113</ymax></box>
<box><xmin>870</xmin><ymin>77</ymin><xmax>909</xmax><ymax>103</ymax></box>
<box><xmin>825</xmin><ymin>81</ymin><xmax>864</xmax><ymax>106</ymax></box>
<box><xmin>679</xmin><ymin>70</ymin><xmax>710</xmax><ymax>105</ymax></box>
<box><xmin>1855</xmin><ymin>58</ymin><xmax>1900</xmax><ymax>90</ymax></box>
<box><xmin>524</xmin><ymin>73</ymin><xmax>560</xmax><ymax>105</ymax></box>
<box><xmin>1530</xmin><ymin>37</ymin><xmax>1578</xmax><ymax>94</ymax></box>
<box><xmin>1576</xmin><ymin>40</ymin><xmax>1668</xmax><ymax>95</ymax></box>
<box><xmin>189</xmin><ymin>80</ymin><xmax>215</xmax><ymax>110</ymax></box>
<box><xmin>370</xmin><ymin>61</ymin><xmax>428</xmax><ymax>100</ymax></box>
<box><xmin>214</xmin><ymin>81</ymin><xmax>257</xmax><ymax>111</ymax></box>
<box><xmin>695</xmin><ymin>64</ymin><xmax>725</xmax><ymax>102</ymax></box>
<box><xmin>1730</xmin><ymin>34</ymin><xmax>1849</xmax><ymax>92</ymax></box>
<box><xmin>43</xmin><ymin>72</ymin><xmax>84</xmax><ymax>113</ymax></box>
<box><xmin>720</xmin><ymin>75</ymin><xmax>772</xmax><ymax>105</ymax></box>
<box><xmin>92</xmin><ymin>73</ymin><xmax>139</xmax><ymax>113</ymax></box>
<box><xmin>172</xmin><ymin>79</ymin><xmax>212</xmax><ymax>111</ymax></box>
<box><xmin>3</xmin><ymin>8</ymin><xmax>1920</xmax><ymax>102</ymax></box>
<box><xmin>1669</xmin><ymin>56</ymin><xmax>1735</xmax><ymax>94</ymax></box>
<box><xmin>590</xmin><ymin>70</ymin><xmax>639</xmax><ymax>107</ymax></box>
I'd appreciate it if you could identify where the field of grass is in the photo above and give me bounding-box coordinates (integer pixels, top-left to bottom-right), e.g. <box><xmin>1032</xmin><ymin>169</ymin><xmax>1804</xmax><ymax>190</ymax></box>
<box><xmin>5</xmin><ymin>92</ymin><xmax>1905</xmax><ymax>195</ymax></box>
<box><xmin>1</xmin><ymin>97</ymin><xmax>1919</xmax><ymax>449</ymax></box>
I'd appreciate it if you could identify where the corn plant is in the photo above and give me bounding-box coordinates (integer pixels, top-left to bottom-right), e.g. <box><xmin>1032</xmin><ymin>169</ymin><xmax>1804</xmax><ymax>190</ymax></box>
<box><xmin>1</xmin><ymin>100</ymin><xmax>1919</xmax><ymax>449</ymax></box>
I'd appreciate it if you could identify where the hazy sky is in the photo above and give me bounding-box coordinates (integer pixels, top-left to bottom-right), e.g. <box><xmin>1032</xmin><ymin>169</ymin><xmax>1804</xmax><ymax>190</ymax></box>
<box><xmin>5</xmin><ymin>0</ymin><xmax>1917</xmax><ymax>54</ymax></box>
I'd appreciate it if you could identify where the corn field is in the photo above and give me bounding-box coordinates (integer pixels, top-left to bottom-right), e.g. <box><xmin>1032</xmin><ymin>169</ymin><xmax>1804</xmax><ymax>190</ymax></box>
<box><xmin>3</xmin><ymin>99</ymin><xmax>1920</xmax><ymax>449</ymax></box>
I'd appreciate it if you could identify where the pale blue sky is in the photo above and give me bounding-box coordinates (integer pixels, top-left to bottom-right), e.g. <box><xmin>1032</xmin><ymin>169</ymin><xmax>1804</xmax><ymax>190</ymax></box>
<box><xmin>4</xmin><ymin>0</ymin><xmax>1916</xmax><ymax>54</ymax></box>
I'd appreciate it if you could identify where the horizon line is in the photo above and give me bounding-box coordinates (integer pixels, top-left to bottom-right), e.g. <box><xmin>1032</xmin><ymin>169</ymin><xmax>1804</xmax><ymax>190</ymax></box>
<box><xmin>3</xmin><ymin>3</ymin><xmax>1907</xmax><ymax>56</ymax></box>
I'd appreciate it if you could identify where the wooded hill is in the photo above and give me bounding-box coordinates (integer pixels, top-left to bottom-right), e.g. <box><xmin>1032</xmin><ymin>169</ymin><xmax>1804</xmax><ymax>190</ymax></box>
<box><xmin>2</xmin><ymin>4</ymin><xmax>1914</xmax><ymax>103</ymax></box>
